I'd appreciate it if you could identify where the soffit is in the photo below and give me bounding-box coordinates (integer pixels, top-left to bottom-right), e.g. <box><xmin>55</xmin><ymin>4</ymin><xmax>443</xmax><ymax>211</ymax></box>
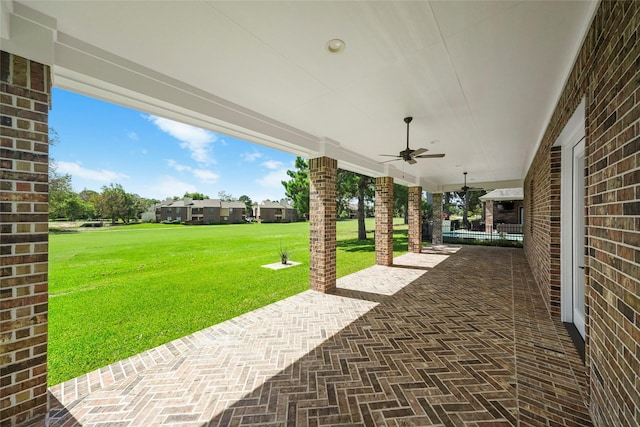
<box><xmin>10</xmin><ymin>1</ymin><xmax>598</xmax><ymax>190</ymax></box>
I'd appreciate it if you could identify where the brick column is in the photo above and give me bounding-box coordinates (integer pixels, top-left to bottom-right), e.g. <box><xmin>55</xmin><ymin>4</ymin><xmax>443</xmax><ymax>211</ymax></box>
<box><xmin>485</xmin><ymin>200</ymin><xmax>494</xmax><ymax>233</ymax></box>
<box><xmin>408</xmin><ymin>186</ymin><xmax>422</xmax><ymax>253</ymax></box>
<box><xmin>432</xmin><ymin>193</ymin><xmax>443</xmax><ymax>245</ymax></box>
<box><xmin>309</xmin><ymin>157</ymin><xmax>337</xmax><ymax>293</ymax></box>
<box><xmin>0</xmin><ymin>52</ymin><xmax>51</xmax><ymax>426</ymax></box>
<box><xmin>375</xmin><ymin>177</ymin><xmax>394</xmax><ymax>266</ymax></box>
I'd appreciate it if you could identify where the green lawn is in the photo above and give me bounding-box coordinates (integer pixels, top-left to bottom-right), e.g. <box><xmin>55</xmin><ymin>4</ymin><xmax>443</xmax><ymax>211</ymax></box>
<box><xmin>48</xmin><ymin>219</ymin><xmax>410</xmax><ymax>385</ymax></box>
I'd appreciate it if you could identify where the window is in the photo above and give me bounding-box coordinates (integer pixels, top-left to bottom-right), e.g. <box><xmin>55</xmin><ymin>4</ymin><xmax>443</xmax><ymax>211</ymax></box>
<box><xmin>176</xmin><ymin>216</ymin><xmax>181</xmax><ymax>222</ymax></box>
<box><xmin>167</xmin><ymin>216</ymin><xmax>172</xmax><ymax>221</ymax></box>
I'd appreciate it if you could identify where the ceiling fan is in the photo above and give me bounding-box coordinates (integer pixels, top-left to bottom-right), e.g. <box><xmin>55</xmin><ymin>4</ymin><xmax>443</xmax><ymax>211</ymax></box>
<box><xmin>460</xmin><ymin>171</ymin><xmax>481</xmax><ymax>192</ymax></box>
<box><xmin>379</xmin><ymin>117</ymin><xmax>445</xmax><ymax>164</ymax></box>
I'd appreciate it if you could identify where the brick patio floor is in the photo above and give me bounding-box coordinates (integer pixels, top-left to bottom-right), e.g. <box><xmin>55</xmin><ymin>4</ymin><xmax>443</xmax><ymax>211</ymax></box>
<box><xmin>47</xmin><ymin>246</ymin><xmax>592</xmax><ymax>426</ymax></box>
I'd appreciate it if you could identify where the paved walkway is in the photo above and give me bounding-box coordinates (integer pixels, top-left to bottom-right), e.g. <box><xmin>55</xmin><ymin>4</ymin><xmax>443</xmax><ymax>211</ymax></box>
<box><xmin>48</xmin><ymin>246</ymin><xmax>592</xmax><ymax>426</ymax></box>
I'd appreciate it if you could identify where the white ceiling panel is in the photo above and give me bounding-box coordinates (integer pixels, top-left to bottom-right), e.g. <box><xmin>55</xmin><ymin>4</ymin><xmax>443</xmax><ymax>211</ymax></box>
<box><xmin>5</xmin><ymin>0</ymin><xmax>598</xmax><ymax>190</ymax></box>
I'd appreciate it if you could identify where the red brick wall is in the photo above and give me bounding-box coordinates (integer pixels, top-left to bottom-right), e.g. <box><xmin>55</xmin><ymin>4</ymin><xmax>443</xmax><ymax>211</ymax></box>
<box><xmin>549</xmin><ymin>147</ymin><xmax>562</xmax><ymax>316</ymax></box>
<box><xmin>0</xmin><ymin>52</ymin><xmax>51</xmax><ymax>427</ymax></box>
<box><xmin>524</xmin><ymin>2</ymin><xmax>639</xmax><ymax>425</ymax></box>
<box><xmin>309</xmin><ymin>157</ymin><xmax>337</xmax><ymax>293</ymax></box>
<box><xmin>407</xmin><ymin>186</ymin><xmax>422</xmax><ymax>253</ymax></box>
<box><xmin>375</xmin><ymin>177</ymin><xmax>394</xmax><ymax>265</ymax></box>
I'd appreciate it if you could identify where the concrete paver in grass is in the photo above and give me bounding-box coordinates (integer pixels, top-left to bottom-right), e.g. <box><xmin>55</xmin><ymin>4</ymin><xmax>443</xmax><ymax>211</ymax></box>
<box><xmin>261</xmin><ymin>261</ymin><xmax>302</xmax><ymax>270</ymax></box>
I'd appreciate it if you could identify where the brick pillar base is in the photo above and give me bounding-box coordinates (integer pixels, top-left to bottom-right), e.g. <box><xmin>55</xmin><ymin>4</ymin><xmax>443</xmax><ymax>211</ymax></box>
<box><xmin>432</xmin><ymin>193</ymin><xmax>443</xmax><ymax>245</ymax></box>
<box><xmin>375</xmin><ymin>177</ymin><xmax>394</xmax><ymax>265</ymax></box>
<box><xmin>408</xmin><ymin>186</ymin><xmax>422</xmax><ymax>253</ymax></box>
<box><xmin>485</xmin><ymin>200</ymin><xmax>494</xmax><ymax>233</ymax></box>
<box><xmin>309</xmin><ymin>157</ymin><xmax>337</xmax><ymax>293</ymax></box>
<box><xmin>0</xmin><ymin>52</ymin><xmax>51</xmax><ymax>427</ymax></box>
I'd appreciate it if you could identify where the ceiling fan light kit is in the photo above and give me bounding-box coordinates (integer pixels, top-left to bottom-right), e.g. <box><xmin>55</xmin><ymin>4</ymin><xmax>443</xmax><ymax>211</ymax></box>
<box><xmin>379</xmin><ymin>117</ymin><xmax>445</xmax><ymax>164</ymax></box>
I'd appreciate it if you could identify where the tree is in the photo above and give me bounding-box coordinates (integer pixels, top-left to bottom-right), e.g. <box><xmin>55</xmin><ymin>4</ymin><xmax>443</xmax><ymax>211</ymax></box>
<box><xmin>336</xmin><ymin>169</ymin><xmax>372</xmax><ymax>240</ymax></box>
<box><xmin>184</xmin><ymin>192</ymin><xmax>208</xmax><ymax>200</ymax></box>
<box><xmin>78</xmin><ymin>189</ymin><xmax>99</xmax><ymax>203</ymax></box>
<box><xmin>99</xmin><ymin>183</ymin><xmax>131</xmax><ymax>223</ymax></box>
<box><xmin>217</xmin><ymin>191</ymin><xmax>234</xmax><ymax>201</ymax></box>
<box><xmin>239</xmin><ymin>195</ymin><xmax>253</xmax><ymax>214</ymax></box>
<box><xmin>356</xmin><ymin>174</ymin><xmax>373</xmax><ymax>240</ymax></box>
<box><xmin>49</xmin><ymin>172</ymin><xmax>74</xmax><ymax>219</ymax></box>
<box><xmin>61</xmin><ymin>195</ymin><xmax>94</xmax><ymax>221</ymax></box>
<box><xmin>422</xmin><ymin>198</ymin><xmax>433</xmax><ymax>221</ymax></box>
<box><xmin>393</xmin><ymin>184</ymin><xmax>409</xmax><ymax>223</ymax></box>
<box><xmin>443</xmin><ymin>192</ymin><xmax>453</xmax><ymax>219</ymax></box>
<box><xmin>282</xmin><ymin>157</ymin><xmax>310</xmax><ymax>217</ymax></box>
<box><xmin>336</xmin><ymin>170</ymin><xmax>359</xmax><ymax>218</ymax></box>
<box><xmin>454</xmin><ymin>189</ymin><xmax>486</xmax><ymax>228</ymax></box>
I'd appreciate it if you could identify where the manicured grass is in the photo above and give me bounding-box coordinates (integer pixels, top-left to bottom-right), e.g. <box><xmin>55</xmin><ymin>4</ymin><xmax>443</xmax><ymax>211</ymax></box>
<box><xmin>48</xmin><ymin>219</ymin><xmax>409</xmax><ymax>385</ymax></box>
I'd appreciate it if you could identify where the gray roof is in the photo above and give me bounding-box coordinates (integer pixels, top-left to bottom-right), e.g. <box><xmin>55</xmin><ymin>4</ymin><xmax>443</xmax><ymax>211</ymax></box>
<box><xmin>221</xmin><ymin>201</ymin><xmax>246</xmax><ymax>209</ymax></box>
<box><xmin>260</xmin><ymin>200</ymin><xmax>287</xmax><ymax>208</ymax></box>
<box><xmin>479</xmin><ymin>188</ymin><xmax>524</xmax><ymax>201</ymax></box>
<box><xmin>258</xmin><ymin>200</ymin><xmax>296</xmax><ymax>210</ymax></box>
<box><xmin>166</xmin><ymin>199</ymin><xmax>221</xmax><ymax>208</ymax></box>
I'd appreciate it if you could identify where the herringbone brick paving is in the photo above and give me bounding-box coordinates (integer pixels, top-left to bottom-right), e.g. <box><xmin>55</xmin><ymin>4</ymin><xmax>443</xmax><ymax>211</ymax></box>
<box><xmin>48</xmin><ymin>246</ymin><xmax>591</xmax><ymax>426</ymax></box>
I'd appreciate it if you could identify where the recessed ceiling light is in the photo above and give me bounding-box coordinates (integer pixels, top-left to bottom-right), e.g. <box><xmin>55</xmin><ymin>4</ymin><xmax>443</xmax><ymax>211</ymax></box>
<box><xmin>326</xmin><ymin>39</ymin><xmax>345</xmax><ymax>53</ymax></box>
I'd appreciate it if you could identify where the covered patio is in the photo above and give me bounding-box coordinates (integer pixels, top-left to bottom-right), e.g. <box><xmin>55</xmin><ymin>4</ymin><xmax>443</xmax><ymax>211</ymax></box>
<box><xmin>2</xmin><ymin>1</ymin><xmax>639</xmax><ymax>426</ymax></box>
<box><xmin>48</xmin><ymin>246</ymin><xmax>590</xmax><ymax>426</ymax></box>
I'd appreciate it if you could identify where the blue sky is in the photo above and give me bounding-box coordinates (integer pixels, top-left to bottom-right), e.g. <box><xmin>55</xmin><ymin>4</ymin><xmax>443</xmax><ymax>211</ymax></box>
<box><xmin>49</xmin><ymin>88</ymin><xmax>297</xmax><ymax>202</ymax></box>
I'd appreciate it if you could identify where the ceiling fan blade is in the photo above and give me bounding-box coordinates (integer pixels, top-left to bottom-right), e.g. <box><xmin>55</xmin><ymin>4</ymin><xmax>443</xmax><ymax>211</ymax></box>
<box><xmin>407</xmin><ymin>158</ymin><xmax>418</xmax><ymax>165</ymax></box>
<box><xmin>414</xmin><ymin>153</ymin><xmax>445</xmax><ymax>158</ymax></box>
<box><xmin>412</xmin><ymin>148</ymin><xmax>428</xmax><ymax>156</ymax></box>
<box><xmin>379</xmin><ymin>158</ymin><xmax>401</xmax><ymax>164</ymax></box>
<box><xmin>379</xmin><ymin>154</ymin><xmax>401</xmax><ymax>157</ymax></box>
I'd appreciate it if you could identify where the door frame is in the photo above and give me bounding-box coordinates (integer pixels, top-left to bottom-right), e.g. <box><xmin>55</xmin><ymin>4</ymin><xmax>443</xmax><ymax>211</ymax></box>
<box><xmin>556</xmin><ymin>99</ymin><xmax>586</xmax><ymax>330</ymax></box>
<box><xmin>571</xmin><ymin>138</ymin><xmax>586</xmax><ymax>337</ymax></box>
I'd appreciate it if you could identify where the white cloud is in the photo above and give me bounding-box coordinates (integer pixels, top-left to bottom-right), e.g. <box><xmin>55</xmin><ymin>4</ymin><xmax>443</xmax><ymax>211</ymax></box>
<box><xmin>242</xmin><ymin>151</ymin><xmax>263</xmax><ymax>162</ymax></box>
<box><xmin>256</xmin><ymin>167</ymin><xmax>289</xmax><ymax>189</ymax></box>
<box><xmin>262</xmin><ymin>160</ymin><xmax>284</xmax><ymax>170</ymax></box>
<box><xmin>166</xmin><ymin>159</ymin><xmax>191</xmax><ymax>172</ymax></box>
<box><xmin>147</xmin><ymin>115</ymin><xmax>216</xmax><ymax>164</ymax></box>
<box><xmin>147</xmin><ymin>176</ymin><xmax>197</xmax><ymax>200</ymax></box>
<box><xmin>165</xmin><ymin>159</ymin><xmax>219</xmax><ymax>184</ymax></box>
<box><xmin>57</xmin><ymin>161</ymin><xmax>129</xmax><ymax>182</ymax></box>
<box><xmin>193</xmin><ymin>169</ymin><xmax>220</xmax><ymax>184</ymax></box>
<box><xmin>128</xmin><ymin>132</ymin><xmax>139</xmax><ymax>141</ymax></box>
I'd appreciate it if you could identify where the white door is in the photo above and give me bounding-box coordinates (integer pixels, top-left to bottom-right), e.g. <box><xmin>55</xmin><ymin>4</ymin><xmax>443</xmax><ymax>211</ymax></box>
<box><xmin>572</xmin><ymin>139</ymin><xmax>586</xmax><ymax>338</ymax></box>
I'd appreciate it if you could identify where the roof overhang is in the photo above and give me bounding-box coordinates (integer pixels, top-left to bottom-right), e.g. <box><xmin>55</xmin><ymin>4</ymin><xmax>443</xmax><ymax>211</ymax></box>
<box><xmin>1</xmin><ymin>1</ymin><xmax>599</xmax><ymax>191</ymax></box>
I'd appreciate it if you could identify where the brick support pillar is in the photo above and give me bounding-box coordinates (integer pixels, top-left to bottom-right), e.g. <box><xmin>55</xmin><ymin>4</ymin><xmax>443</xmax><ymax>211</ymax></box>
<box><xmin>375</xmin><ymin>177</ymin><xmax>394</xmax><ymax>266</ymax></box>
<box><xmin>0</xmin><ymin>52</ymin><xmax>51</xmax><ymax>426</ymax></box>
<box><xmin>485</xmin><ymin>200</ymin><xmax>494</xmax><ymax>233</ymax></box>
<box><xmin>432</xmin><ymin>193</ymin><xmax>443</xmax><ymax>245</ymax></box>
<box><xmin>408</xmin><ymin>186</ymin><xmax>422</xmax><ymax>253</ymax></box>
<box><xmin>309</xmin><ymin>157</ymin><xmax>337</xmax><ymax>293</ymax></box>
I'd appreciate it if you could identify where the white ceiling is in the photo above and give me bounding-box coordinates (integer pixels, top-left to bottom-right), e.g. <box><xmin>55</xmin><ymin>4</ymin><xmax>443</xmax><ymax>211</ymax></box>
<box><xmin>2</xmin><ymin>0</ymin><xmax>598</xmax><ymax>191</ymax></box>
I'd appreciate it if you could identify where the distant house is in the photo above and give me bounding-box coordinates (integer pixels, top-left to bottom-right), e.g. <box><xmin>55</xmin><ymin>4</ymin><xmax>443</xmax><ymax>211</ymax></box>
<box><xmin>220</xmin><ymin>201</ymin><xmax>246</xmax><ymax>224</ymax></box>
<box><xmin>156</xmin><ymin>198</ymin><xmax>247</xmax><ymax>224</ymax></box>
<box><xmin>479</xmin><ymin>188</ymin><xmax>524</xmax><ymax>234</ymax></box>
<box><xmin>256</xmin><ymin>200</ymin><xmax>299</xmax><ymax>223</ymax></box>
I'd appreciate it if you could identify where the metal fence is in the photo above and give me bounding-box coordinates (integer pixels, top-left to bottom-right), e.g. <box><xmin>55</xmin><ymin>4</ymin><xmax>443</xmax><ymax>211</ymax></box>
<box><xmin>422</xmin><ymin>221</ymin><xmax>523</xmax><ymax>248</ymax></box>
